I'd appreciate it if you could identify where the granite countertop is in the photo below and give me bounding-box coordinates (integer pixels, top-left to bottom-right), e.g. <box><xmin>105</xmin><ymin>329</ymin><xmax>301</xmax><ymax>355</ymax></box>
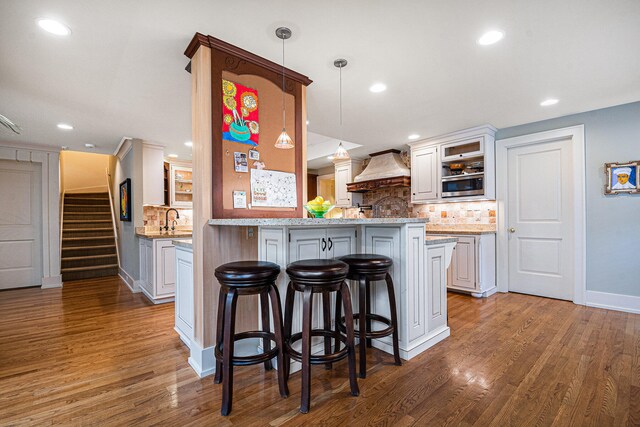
<box><xmin>425</xmin><ymin>236</ymin><xmax>458</xmax><ymax>246</ymax></box>
<box><xmin>136</xmin><ymin>229</ymin><xmax>193</xmax><ymax>239</ymax></box>
<box><xmin>208</xmin><ymin>218</ymin><xmax>428</xmax><ymax>226</ymax></box>
<box><xmin>425</xmin><ymin>224</ymin><xmax>496</xmax><ymax>235</ymax></box>
<box><xmin>172</xmin><ymin>239</ymin><xmax>193</xmax><ymax>249</ymax></box>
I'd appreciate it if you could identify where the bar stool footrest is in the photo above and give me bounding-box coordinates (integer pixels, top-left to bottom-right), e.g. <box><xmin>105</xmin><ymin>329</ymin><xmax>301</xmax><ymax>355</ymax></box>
<box><xmin>286</xmin><ymin>330</ymin><xmax>349</xmax><ymax>364</ymax></box>
<box><xmin>337</xmin><ymin>313</ymin><xmax>394</xmax><ymax>339</ymax></box>
<box><xmin>215</xmin><ymin>331</ymin><xmax>279</xmax><ymax>366</ymax></box>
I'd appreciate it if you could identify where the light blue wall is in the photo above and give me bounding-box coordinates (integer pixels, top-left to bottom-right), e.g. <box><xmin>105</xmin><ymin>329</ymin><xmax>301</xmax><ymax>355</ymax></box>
<box><xmin>497</xmin><ymin>101</ymin><xmax>640</xmax><ymax>297</ymax></box>
<box><xmin>113</xmin><ymin>144</ymin><xmax>141</xmax><ymax>281</ymax></box>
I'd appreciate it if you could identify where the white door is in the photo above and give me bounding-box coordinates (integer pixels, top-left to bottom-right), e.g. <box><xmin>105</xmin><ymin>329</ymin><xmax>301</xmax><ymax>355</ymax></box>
<box><xmin>506</xmin><ymin>139</ymin><xmax>574</xmax><ymax>300</ymax></box>
<box><xmin>411</xmin><ymin>146</ymin><xmax>438</xmax><ymax>202</ymax></box>
<box><xmin>289</xmin><ymin>228</ymin><xmax>326</xmax><ymax>262</ymax></box>
<box><xmin>0</xmin><ymin>160</ymin><xmax>42</xmax><ymax>289</ymax></box>
<box><xmin>450</xmin><ymin>236</ymin><xmax>476</xmax><ymax>291</ymax></box>
<box><xmin>326</xmin><ymin>227</ymin><xmax>356</xmax><ymax>259</ymax></box>
<box><xmin>334</xmin><ymin>164</ymin><xmax>352</xmax><ymax>207</ymax></box>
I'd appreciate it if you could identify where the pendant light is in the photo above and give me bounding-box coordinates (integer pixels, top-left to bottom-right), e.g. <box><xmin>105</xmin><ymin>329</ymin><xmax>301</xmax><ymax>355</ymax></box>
<box><xmin>275</xmin><ymin>27</ymin><xmax>294</xmax><ymax>149</ymax></box>
<box><xmin>332</xmin><ymin>58</ymin><xmax>350</xmax><ymax>161</ymax></box>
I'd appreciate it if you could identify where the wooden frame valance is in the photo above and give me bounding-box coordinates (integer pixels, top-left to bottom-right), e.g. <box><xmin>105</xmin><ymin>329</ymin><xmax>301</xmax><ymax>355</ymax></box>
<box><xmin>185</xmin><ymin>33</ymin><xmax>312</xmax><ymax>219</ymax></box>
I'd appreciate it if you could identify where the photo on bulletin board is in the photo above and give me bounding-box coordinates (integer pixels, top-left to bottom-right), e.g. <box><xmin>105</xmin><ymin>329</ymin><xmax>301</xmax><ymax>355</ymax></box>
<box><xmin>234</xmin><ymin>152</ymin><xmax>248</xmax><ymax>173</ymax></box>
<box><xmin>605</xmin><ymin>161</ymin><xmax>639</xmax><ymax>194</ymax></box>
<box><xmin>248</xmin><ymin>149</ymin><xmax>260</xmax><ymax>160</ymax></box>
<box><xmin>222</xmin><ymin>79</ymin><xmax>259</xmax><ymax>147</ymax></box>
<box><xmin>119</xmin><ymin>178</ymin><xmax>131</xmax><ymax>221</ymax></box>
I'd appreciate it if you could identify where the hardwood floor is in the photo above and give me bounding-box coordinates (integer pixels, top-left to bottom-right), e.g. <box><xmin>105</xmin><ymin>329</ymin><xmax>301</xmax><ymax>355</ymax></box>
<box><xmin>1</xmin><ymin>277</ymin><xmax>638</xmax><ymax>426</ymax></box>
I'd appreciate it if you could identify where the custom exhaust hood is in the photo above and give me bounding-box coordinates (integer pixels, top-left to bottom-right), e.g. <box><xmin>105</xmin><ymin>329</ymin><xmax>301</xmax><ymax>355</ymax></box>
<box><xmin>346</xmin><ymin>149</ymin><xmax>411</xmax><ymax>193</ymax></box>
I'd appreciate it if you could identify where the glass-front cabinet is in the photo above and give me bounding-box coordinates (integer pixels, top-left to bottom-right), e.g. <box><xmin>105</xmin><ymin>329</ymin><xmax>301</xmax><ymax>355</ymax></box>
<box><xmin>170</xmin><ymin>164</ymin><xmax>193</xmax><ymax>207</ymax></box>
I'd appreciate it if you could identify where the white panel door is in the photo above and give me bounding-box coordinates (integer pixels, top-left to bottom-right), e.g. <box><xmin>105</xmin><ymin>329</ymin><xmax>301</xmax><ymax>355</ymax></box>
<box><xmin>334</xmin><ymin>165</ymin><xmax>352</xmax><ymax>207</ymax></box>
<box><xmin>411</xmin><ymin>146</ymin><xmax>438</xmax><ymax>202</ymax></box>
<box><xmin>0</xmin><ymin>160</ymin><xmax>42</xmax><ymax>289</ymax></box>
<box><xmin>507</xmin><ymin>139</ymin><xmax>574</xmax><ymax>300</ymax></box>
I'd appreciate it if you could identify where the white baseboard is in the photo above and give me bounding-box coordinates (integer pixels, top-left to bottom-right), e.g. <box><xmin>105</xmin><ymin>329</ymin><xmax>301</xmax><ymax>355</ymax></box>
<box><xmin>188</xmin><ymin>341</ymin><xmax>216</xmax><ymax>378</ymax></box>
<box><xmin>118</xmin><ymin>268</ymin><xmax>139</xmax><ymax>293</ymax></box>
<box><xmin>373</xmin><ymin>326</ymin><xmax>451</xmax><ymax>360</ymax></box>
<box><xmin>41</xmin><ymin>275</ymin><xmax>63</xmax><ymax>289</ymax></box>
<box><xmin>585</xmin><ymin>290</ymin><xmax>640</xmax><ymax>314</ymax></box>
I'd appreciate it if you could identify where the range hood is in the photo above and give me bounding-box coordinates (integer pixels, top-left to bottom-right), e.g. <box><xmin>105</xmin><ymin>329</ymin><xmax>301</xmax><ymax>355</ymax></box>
<box><xmin>346</xmin><ymin>149</ymin><xmax>411</xmax><ymax>193</ymax></box>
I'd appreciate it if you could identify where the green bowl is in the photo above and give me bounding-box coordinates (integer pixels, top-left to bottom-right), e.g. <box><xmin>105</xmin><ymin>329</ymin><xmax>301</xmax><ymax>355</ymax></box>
<box><xmin>304</xmin><ymin>204</ymin><xmax>335</xmax><ymax>218</ymax></box>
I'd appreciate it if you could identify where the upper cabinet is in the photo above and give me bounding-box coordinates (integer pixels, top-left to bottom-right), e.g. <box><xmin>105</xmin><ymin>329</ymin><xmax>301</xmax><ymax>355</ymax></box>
<box><xmin>170</xmin><ymin>163</ymin><xmax>193</xmax><ymax>208</ymax></box>
<box><xmin>411</xmin><ymin>146</ymin><xmax>438</xmax><ymax>202</ymax></box>
<box><xmin>334</xmin><ymin>159</ymin><xmax>363</xmax><ymax>208</ymax></box>
<box><xmin>409</xmin><ymin>125</ymin><xmax>496</xmax><ymax>203</ymax></box>
<box><xmin>142</xmin><ymin>143</ymin><xmax>165</xmax><ymax>206</ymax></box>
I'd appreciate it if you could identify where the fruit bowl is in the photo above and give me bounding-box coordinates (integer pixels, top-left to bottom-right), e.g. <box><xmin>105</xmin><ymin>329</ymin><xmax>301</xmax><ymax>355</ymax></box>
<box><xmin>304</xmin><ymin>203</ymin><xmax>335</xmax><ymax>218</ymax></box>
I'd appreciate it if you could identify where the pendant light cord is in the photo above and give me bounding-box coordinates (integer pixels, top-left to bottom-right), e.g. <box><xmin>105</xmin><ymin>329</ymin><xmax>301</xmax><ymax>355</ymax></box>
<box><xmin>339</xmin><ymin>63</ymin><xmax>343</xmax><ymax>142</ymax></box>
<box><xmin>281</xmin><ymin>35</ymin><xmax>286</xmax><ymax>130</ymax></box>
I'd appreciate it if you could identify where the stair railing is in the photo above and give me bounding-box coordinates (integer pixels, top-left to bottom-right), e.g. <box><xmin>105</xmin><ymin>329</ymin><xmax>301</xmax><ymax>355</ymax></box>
<box><xmin>106</xmin><ymin>168</ymin><xmax>121</xmax><ymax>268</ymax></box>
<box><xmin>59</xmin><ymin>189</ymin><xmax>65</xmax><ymax>262</ymax></box>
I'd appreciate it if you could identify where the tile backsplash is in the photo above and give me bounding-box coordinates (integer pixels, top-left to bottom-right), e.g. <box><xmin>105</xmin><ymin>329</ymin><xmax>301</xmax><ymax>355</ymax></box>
<box><xmin>143</xmin><ymin>206</ymin><xmax>193</xmax><ymax>228</ymax></box>
<box><xmin>343</xmin><ymin>187</ymin><xmax>496</xmax><ymax>224</ymax></box>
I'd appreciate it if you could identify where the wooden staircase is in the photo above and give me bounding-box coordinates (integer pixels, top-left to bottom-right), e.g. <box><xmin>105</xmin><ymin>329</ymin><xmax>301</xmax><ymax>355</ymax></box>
<box><xmin>61</xmin><ymin>193</ymin><xmax>119</xmax><ymax>282</ymax></box>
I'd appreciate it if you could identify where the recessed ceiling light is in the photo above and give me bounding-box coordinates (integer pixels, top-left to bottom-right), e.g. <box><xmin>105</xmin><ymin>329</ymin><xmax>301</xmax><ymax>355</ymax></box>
<box><xmin>369</xmin><ymin>83</ymin><xmax>387</xmax><ymax>93</ymax></box>
<box><xmin>168</xmin><ymin>154</ymin><xmax>178</xmax><ymax>158</ymax></box>
<box><xmin>540</xmin><ymin>98</ymin><xmax>559</xmax><ymax>106</ymax></box>
<box><xmin>408</xmin><ymin>134</ymin><xmax>420</xmax><ymax>140</ymax></box>
<box><xmin>327</xmin><ymin>155</ymin><xmax>335</xmax><ymax>160</ymax></box>
<box><xmin>37</xmin><ymin>19</ymin><xmax>71</xmax><ymax>36</ymax></box>
<box><xmin>477</xmin><ymin>30</ymin><xmax>504</xmax><ymax>46</ymax></box>
<box><xmin>57</xmin><ymin>123</ymin><xmax>73</xmax><ymax>130</ymax></box>
<box><xmin>306</xmin><ymin>120</ymin><xmax>309</xmax><ymax>125</ymax></box>
<box><xmin>84</xmin><ymin>143</ymin><xmax>95</xmax><ymax>148</ymax></box>
<box><xmin>184</xmin><ymin>141</ymin><xmax>193</xmax><ymax>147</ymax></box>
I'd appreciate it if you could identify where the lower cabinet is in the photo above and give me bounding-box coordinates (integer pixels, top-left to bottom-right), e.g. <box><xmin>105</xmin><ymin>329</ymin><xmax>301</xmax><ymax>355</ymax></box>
<box><xmin>174</xmin><ymin>245</ymin><xmax>194</xmax><ymax>346</ymax></box>
<box><xmin>138</xmin><ymin>237</ymin><xmax>176</xmax><ymax>304</ymax></box>
<box><xmin>446</xmin><ymin>233</ymin><xmax>496</xmax><ymax>297</ymax></box>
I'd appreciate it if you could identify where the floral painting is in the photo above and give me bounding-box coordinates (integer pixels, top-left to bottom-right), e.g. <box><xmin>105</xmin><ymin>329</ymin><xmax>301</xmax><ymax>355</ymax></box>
<box><xmin>222</xmin><ymin>79</ymin><xmax>259</xmax><ymax>146</ymax></box>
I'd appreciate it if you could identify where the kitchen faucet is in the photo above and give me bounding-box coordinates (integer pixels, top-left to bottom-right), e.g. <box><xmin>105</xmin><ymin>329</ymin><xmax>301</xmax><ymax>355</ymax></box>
<box><xmin>164</xmin><ymin>208</ymin><xmax>180</xmax><ymax>231</ymax></box>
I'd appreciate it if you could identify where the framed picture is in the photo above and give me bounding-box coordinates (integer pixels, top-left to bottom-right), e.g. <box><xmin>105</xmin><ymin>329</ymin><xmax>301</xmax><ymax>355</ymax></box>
<box><xmin>248</xmin><ymin>149</ymin><xmax>260</xmax><ymax>160</ymax></box>
<box><xmin>605</xmin><ymin>161</ymin><xmax>639</xmax><ymax>194</ymax></box>
<box><xmin>119</xmin><ymin>178</ymin><xmax>132</xmax><ymax>221</ymax></box>
<box><xmin>234</xmin><ymin>152</ymin><xmax>248</xmax><ymax>173</ymax></box>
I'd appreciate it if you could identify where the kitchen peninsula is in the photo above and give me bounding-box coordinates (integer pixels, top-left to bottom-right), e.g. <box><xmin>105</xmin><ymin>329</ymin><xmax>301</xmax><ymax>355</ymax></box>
<box><xmin>205</xmin><ymin>218</ymin><xmax>456</xmax><ymax>362</ymax></box>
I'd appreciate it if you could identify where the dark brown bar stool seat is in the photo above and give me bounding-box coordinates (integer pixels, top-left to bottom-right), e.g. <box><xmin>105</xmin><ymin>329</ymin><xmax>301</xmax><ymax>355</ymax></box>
<box><xmin>284</xmin><ymin>259</ymin><xmax>359</xmax><ymax>414</ymax></box>
<box><xmin>214</xmin><ymin>261</ymin><xmax>288</xmax><ymax>416</ymax></box>
<box><xmin>336</xmin><ymin>254</ymin><xmax>401</xmax><ymax>379</ymax></box>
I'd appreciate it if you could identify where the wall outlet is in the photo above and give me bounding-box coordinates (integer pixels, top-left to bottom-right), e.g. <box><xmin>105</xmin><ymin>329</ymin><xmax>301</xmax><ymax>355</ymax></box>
<box><xmin>247</xmin><ymin>227</ymin><xmax>254</xmax><ymax>239</ymax></box>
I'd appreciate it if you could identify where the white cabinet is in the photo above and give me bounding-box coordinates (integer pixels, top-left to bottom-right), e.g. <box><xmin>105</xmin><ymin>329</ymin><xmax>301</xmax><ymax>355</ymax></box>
<box><xmin>411</xmin><ymin>146</ymin><xmax>439</xmax><ymax>202</ymax></box>
<box><xmin>446</xmin><ymin>233</ymin><xmax>496</xmax><ymax>298</ymax></box>
<box><xmin>175</xmin><ymin>244</ymin><xmax>194</xmax><ymax>347</ymax></box>
<box><xmin>334</xmin><ymin>160</ymin><xmax>363</xmax><ymax>208</ymax></box>
<box><xmin>409</xmin><ymin>125</ymin><xmax>496</xmax><ymax>202</ymax></box>
<box><xmin>288</xmin><ymin>227</ymin><xmax>357</xmax><ymax>262</ymax></box>
<box><xmin>142</xmin><ymin>142</ymin><xmax>165</xmax><ymax>206</ymax></box>
<box><xmin>170</xmin><ymin>164</ymin><xmax>193</xmax><ymax>207</ymax></box>
<box><xmin>138</xmin><ymin>237</ymin><xmax>176</xmax><ymax>303</ymax></box>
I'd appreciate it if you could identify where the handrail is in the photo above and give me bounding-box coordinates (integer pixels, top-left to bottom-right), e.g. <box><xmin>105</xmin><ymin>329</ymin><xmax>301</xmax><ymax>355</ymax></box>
<box><xmin>106</xmin><ymin>168</ymin><xmax>121</xmax><ymax>268</ymax></box>
<box><xmin>59</xmin><ymin>189</ymin><xmax>65</xmax><ymax>261</ymax></box>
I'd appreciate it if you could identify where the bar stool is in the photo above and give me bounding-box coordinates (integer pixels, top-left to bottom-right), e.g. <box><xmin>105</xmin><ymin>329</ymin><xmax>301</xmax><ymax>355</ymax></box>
<box><xmin>336</xmin><ymin>254</ymin><xmax>401</xmax><ymax>378</ymax></box>
<box><xmin>284</xmin><ymin>259</ymin><xmax>359</xmax><ymax>414</ymax></box>
<box><xmin>214</xmin><ymin>261</ymin><xmax>288</xmax><ymax>416</ymax></box>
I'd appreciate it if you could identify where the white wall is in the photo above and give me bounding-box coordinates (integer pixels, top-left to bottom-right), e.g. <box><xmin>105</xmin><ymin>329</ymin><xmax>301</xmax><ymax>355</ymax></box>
<box><xmin>497</xmin><ymin>101</ymin><xmax>640</xmax><ymax>298</ymax></box>
<box><xmin>60</xmin><ymin>151</ymin><xmax>111</xmax><ymax>193</ymax></box>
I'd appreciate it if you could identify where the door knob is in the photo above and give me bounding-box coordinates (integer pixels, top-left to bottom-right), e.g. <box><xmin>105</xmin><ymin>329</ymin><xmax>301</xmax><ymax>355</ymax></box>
<box><xmin>509</xmin><ymin>227</ymin><xmax>516</xmax><ymax>233</ymax></box>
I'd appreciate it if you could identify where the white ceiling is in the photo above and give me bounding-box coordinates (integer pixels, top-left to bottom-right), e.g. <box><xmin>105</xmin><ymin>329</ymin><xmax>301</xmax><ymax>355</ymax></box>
<box><xmin>1</xmin><ymin>0</ymin><xmax>639</xmax><ymax>166</ymax></box>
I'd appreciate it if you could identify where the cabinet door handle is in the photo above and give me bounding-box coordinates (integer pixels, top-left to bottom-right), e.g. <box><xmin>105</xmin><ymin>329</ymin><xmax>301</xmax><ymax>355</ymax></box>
<box><xmin>328</xmin><ymin>237</ymin><xmax>333</xmax><ymax>251</ymax></box>
<box><xmin>322</xmin><ymin>237</ymin><xmax>327</xmax><ymax>252</ymax></box>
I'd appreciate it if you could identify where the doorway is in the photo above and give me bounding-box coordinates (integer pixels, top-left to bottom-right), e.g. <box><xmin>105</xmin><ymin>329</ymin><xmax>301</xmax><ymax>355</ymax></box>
<box><xmin>317</xmin><ymin>174</ymin><xmax>342</xmax><ymax>218</ymax></box>
<box><xmin>0</xmin><ymin>159</ymin><xmax>43</xmax><ymax>289</ymax></box>
<box><xmin>496</xmin><ymin>125</ymin><xmax>585</xmax><ymax>303</ymax></box>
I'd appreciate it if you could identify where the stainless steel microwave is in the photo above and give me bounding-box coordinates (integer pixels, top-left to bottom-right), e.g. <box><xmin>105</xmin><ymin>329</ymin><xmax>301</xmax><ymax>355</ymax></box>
<box><xmin>441</xmin><ymin>173</ymin><xmax>484</xmax><ymax>198</ymax></box>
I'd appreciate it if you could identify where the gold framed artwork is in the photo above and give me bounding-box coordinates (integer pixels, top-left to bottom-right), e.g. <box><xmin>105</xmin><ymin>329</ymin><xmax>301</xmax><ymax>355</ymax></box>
<box><xmin>605</xmin><ymin>161</ymin><xmax>639</xmax><ymax>194</ymax></box>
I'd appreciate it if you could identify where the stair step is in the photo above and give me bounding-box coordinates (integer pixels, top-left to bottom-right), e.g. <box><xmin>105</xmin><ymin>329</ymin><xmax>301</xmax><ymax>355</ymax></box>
<box><xmin>61</xmin><ymin>254</ymin><xmax>117</xmax><ymax>261</ymax></box>
<box><xmin>64</xmin><ymin>219</ymin><xmax>111</xmax><ymax>223</ymax></box>
<box><xmin>63</xmin><ymin>236</ymin><xmax>115</xmax><ymax>241</ymax></box>
<box><xmin>63</xmin><ymin>228</ymin><xmax>114</xmax><ymax>232</ymax></box>
<box><xmin>65</xmin><ymin>204</ymin><xmax>110</xmax><ymax>208</ymax></box>
<box><xmin>61</xmin><ymin>264</ymin><xmax>119</xmax><ymax>273</ymax></box>
<box><xmin>62</xmin><ymin>244</ymin><xmax>116</xmax><ymax>251</ymax></box>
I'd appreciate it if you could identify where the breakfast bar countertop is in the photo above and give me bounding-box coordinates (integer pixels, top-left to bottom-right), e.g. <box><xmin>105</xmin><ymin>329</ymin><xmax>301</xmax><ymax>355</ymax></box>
<box><xmin>208</xmin><ymin>218</ymin><xmax>428</xmax><ymax>226</ymax></box>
